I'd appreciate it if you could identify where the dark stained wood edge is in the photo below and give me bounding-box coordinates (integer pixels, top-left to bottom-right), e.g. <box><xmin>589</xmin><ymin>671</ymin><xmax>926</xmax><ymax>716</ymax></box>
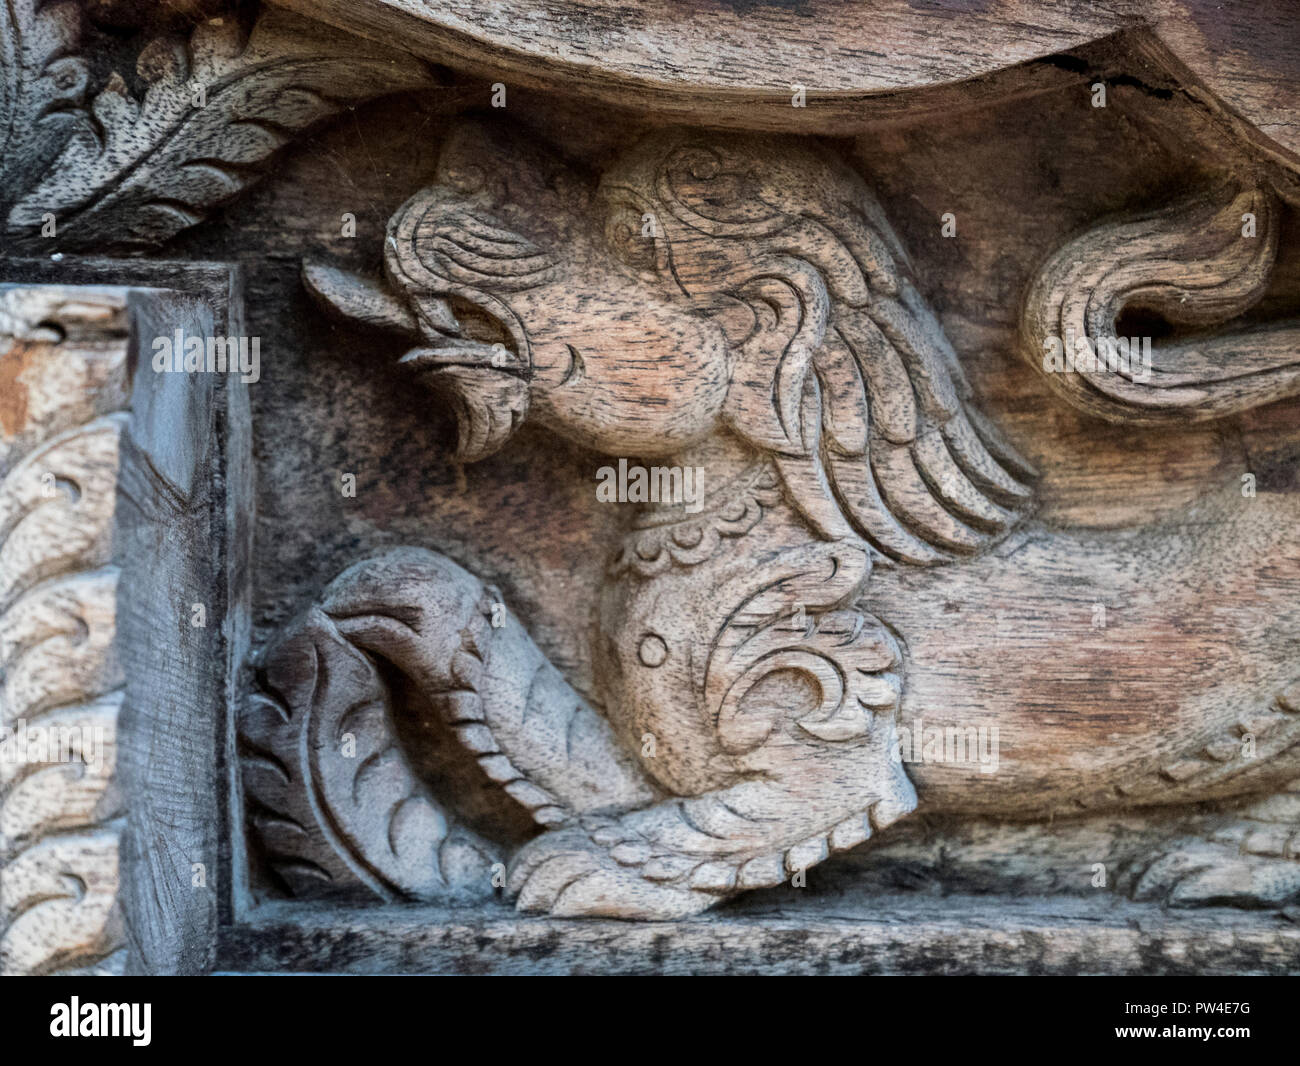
<box><xmin>221</xmin><ymin>895</ymin><xmax>1300</xmax><ymax>975</ymax></box>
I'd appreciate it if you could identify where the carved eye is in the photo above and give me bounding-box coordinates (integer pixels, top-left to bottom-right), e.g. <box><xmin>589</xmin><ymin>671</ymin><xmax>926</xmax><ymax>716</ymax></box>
<box><xmin>638</xmin><ymin>633</ymin><xmax>669</xmax><ymax>668</ymax></box>
<box><xmin>605</xmin><ymin>202</ymin><xmax>660</xmax><ymax>275</ymax></box>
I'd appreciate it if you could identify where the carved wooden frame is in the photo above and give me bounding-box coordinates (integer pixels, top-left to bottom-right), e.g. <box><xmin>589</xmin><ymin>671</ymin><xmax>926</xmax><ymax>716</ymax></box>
<box><xmin>0</xmin><ymin>257</ymin><xmax>248</xmax><ymax>975</ymax></box>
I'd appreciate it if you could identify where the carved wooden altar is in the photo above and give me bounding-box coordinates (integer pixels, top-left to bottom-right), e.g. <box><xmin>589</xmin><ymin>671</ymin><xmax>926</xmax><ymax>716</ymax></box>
<box><xmin>2</xmin><ymin>0</ymin><xmax>1299</xmax><ymax>975</ymax></box>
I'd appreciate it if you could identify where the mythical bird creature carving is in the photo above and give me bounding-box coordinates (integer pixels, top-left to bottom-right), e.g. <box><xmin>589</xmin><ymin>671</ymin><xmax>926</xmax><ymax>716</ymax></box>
<box><xmin>241</xmin><ymin>120</ymin><xmax>1300</xmax><ymax>918</ymax></box>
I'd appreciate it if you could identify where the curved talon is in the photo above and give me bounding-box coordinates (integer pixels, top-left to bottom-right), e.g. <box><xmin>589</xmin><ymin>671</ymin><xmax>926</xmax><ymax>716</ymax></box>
<box><xmin>508</xmin><ymin>828</ymin><xmax>712</xmax><ymax>919</ymax></box>
<box><xmin>1133</xmin><ymin>840</ymin><xmax>1300</xmax><ymax>908</ymax></box>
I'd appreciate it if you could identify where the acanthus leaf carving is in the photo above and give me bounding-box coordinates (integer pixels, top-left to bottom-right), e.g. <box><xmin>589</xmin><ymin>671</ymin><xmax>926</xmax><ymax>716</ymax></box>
<box><xmin>0</xmin><ymin>0</ymin><xmax>88</xmax><ymax>220</ymax></box>
<box><xmin>4</xmin><ymin>5</ymin><xmax>440</xmax><ymax>252</ymax></box>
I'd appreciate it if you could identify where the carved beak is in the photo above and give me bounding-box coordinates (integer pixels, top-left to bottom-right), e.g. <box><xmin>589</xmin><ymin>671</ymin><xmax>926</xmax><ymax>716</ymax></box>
<box><xmin>303</xmin><ymin>261</ymin><xmax>526</xmax><ymax>373</ymax></box>
<box><xmin>302</xmin><ymin>262</ymin><xmax>530</xmax><ymax>462</ymax></box>
<box><xmin>302</xmin><ymin>262</ymin><xmax>422</xmax><ymax>337</ymax></box>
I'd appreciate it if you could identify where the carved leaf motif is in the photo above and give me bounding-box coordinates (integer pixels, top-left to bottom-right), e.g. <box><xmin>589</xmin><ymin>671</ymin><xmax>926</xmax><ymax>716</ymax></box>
<box><xmin>0</xmin><ymin>416</ymin><xmax>125</xmax><ymax>613</ymax></box>
<box><xmin>6</xmin><ymin>8</ymin><xmax>436</xmax><ymax>251</ymax></box>
<box><xmin>0</xmin><ymin>294</ymin><xmax>127</xmax><ymax>975</ymax></box>
<box><xmin>243</xmin><ymin>607</ymin><xmax>501</xmax><ymax>903</ymax></box>
<box><xmin>0</xmin><ymin>0</ymin><xmax>88</xmax><ymax>216</ymax></box>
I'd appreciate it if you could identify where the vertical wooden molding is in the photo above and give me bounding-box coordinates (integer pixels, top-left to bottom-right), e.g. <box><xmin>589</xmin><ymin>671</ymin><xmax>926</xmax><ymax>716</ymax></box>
<box><xmin>116</xmin><ymin>284</ymin><xmax>249</xmax><ymax>974</ymax></box>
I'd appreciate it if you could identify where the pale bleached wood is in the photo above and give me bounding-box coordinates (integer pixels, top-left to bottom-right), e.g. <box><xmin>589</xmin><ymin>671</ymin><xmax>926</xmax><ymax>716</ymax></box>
<box><xmin>0</xmin><ymin>286</ymin><xmax>129</xmax><ymax>976</ymax></box>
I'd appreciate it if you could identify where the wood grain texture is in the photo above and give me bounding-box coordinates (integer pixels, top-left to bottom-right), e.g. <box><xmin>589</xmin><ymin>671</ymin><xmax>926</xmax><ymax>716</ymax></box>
<box><xmin>1</xmin><ymin>2</ymin><xmax>440</xmax><ymax>253</ymax></box>
<box><xmin>0</xmin><ymin>261</ymin><xmax>252</xmax><ymax>975</ymax></box>
<box><xmin>277</xmin><ymin>0</ymin><xmax>1300</xmax><ymax>165</ymax></box>
<box><xmin>4</xmin><ymin>0</ymin><xmax>1298</xmax><ymax>970</ymax></box>
<box><xmin>261</xmin><ymin>108</ymin><xmax>1300</xmax><ymax>922</ymax></box>
<box><xmin>115</xmin><ymin>270</ymin><xmax>251</xmax><ymax>975</ymax></box>
<box><xmin>223</xmin><ymin>894</ymin><xmax>1300</xmax><ymax>975</ymax></box>
<box><xmin>1021</xmin><ymin>180</ymin><xmax>1300</xmax><ymax>423</ymax></box>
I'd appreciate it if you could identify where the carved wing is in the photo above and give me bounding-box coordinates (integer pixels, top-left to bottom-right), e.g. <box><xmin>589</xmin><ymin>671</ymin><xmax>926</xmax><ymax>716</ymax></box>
<box><xmin>623</xmin><ymin>133</ymin><xmax>1037</xmax><ymax>564</ymax></box>
<box><xmin>790</xmin><ymin>246</ymin><xmax>1037</xmax><ymax>564</ymax></box>
<box><xmin>730</xmin><ymin>185</ymin><xmax>1036</xmax><ymax>564</ymax></box>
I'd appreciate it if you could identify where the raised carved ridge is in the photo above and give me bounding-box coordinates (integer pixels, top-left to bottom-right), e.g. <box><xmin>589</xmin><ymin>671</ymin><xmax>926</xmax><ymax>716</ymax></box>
<box><xmin>241</xmin><ymin>549</ymin><xmax>657</xmax><ymax>903</ymax></box>
<box><xmin>0</xmin><ymin>287</ymin><xmax>129</xmax><ymax>976</ymax></box>
<box><xmin>610</xmin><ymin>462</ymin><xmax>782</xmax><ymax>578</ymax></box>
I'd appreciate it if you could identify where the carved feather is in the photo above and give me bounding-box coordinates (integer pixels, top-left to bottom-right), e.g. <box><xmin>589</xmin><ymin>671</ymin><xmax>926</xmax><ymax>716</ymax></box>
<box><xmin>617</xmin><ymin>131</ymin><xmax>1037</xmax><ymax>563</ymax></box>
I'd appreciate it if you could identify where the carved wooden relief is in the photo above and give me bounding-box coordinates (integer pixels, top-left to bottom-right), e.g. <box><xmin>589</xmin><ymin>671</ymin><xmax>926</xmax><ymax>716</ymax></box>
<box><xmin>0</xmin><ymin>287</ymin><xmax>128</xmax><ymax>975</ymax></box>
<box><xmin>3</xmin><ymin>0</ymin><xmax>1300</xmax><ymax>975</ymax></box>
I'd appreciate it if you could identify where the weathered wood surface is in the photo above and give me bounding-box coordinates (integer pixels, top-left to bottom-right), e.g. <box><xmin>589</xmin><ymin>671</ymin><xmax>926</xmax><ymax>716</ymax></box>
<box><xmin>279</xmin><ymin>0</ymin><xmax>1300</xmax><ymax>164</ymax></box>
<box><xmin>223</xmin><ymin>894</ymin><xmax>1300</xmax><ymax>976</ymax></box>
<box><xmin>239</xmin><ymin>88</ymin><xmax>1300</xmax><ymax>922</ymax></box>
<box><xmin>115</xmin><ymin>277</ymin><xmax>250</xmax><ymax>976</ymax></box>
<box><xmin>0</xmin><ymin>262</ymin><xmax>251</xmax><ymax>975</ymax></box>
<box><xmin>0</xmin><ymin>2</ymin><xmax>441</xmax><ymax>253</ymax></box>
<box><xmin>3</xmin><ymin>0</ymin><xmax>1299</xmax><ymax>970</ymax></box>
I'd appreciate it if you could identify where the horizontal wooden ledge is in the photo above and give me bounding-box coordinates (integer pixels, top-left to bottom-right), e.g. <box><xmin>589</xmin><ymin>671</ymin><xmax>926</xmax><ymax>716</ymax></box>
<box><xmin>220</xmin><ymin>893</ymin><xmax>1300</xmax><ymax>975</ymax></box>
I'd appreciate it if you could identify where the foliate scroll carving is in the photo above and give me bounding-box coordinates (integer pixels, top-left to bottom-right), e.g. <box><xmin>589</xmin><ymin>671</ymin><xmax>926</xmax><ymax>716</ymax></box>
<box><xmin>0</xmin><ymin>0</ymin><xmax>87</xmax><ymax>205</ymax></box>
<box><xmin>0</xmin><ymin>287</ymin><xmax>129</xmax><ymax>976</ymax></box>
<box><xmin>242</xmin><ymin>590</ymin><xmax>506</xmax><ymax>903</ymax></box>
<box><xmin>2</xmin><ymin>3</ymin><xmax>437</xmax><ymax>253</ymax></box>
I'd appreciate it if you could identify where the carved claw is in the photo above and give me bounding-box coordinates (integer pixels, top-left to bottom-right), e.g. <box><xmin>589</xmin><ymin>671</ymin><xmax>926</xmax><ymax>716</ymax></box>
<box><xmin>508</xmin><ymin>827</ymin><xmax>713</xmax><ymax>920</ymax></box>
<box><xmin>507</xmin><ymin>770</ymin><xmax>917</xmax><ymax>919</ymax></box>
<box><xmin>1132</xmin><ymin>840</ymin><xmax>1300</xmax><ymax>908</ymax></box>
<box><xmin>1131</xmin><ymin>785</ymin><xmax>1300</xmax><ymax>908</ymax></box>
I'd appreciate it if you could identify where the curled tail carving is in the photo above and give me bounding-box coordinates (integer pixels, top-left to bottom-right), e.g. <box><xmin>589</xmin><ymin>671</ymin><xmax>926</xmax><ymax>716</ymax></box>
<box><xmin>240</xmin><ymin>547</ymin><xmax>655</xmax><ymax>902</ymax></box>
<box><xmin>1020</xmin><ymin>178</ymin><xmax>1300</xmax><ymax>424</ymax></box>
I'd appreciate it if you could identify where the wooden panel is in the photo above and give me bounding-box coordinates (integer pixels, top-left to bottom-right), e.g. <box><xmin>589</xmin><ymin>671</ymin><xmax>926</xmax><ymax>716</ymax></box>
<box><xmin>4</xmin><ymin>0</ymin><xmax>1300</xmax><ymax>973</ymax></box>
<box><xmin>0</xmin><ymin>260</ymin><xmax>251</xmax><ymax>975</ymax></box>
